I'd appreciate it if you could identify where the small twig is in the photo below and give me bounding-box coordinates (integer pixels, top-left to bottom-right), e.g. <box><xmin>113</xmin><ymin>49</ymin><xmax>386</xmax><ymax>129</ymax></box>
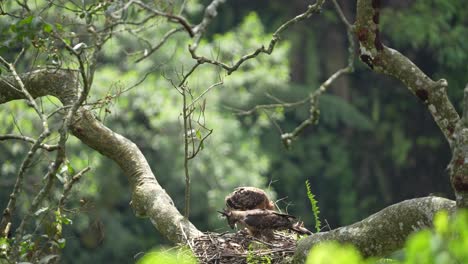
<box><xmin>187</xmin><ymin>128</ymin><xmax>213</xmax><ymax>160</ymax></box>
<box><xmin>190</xmin><ymin>0</ymin><xmax>226</xmax><ymax>51</ymax></box>
<box><xmin>182</xmin><ymin>87</ymin><xmax>191</xmax><ymax>218</ymax></box>
<box><xmin>0</xmin><ymin>134</ymin><xmax>59</xmax><ymax>151</ymax></box>
<box><xmin>332</xmin><ymin>0</ymin><xmax>353</xmax><ymax>30</ymax></box>
<box><xmin>133</xmin><ymin>0</ymin><xmax>194</xmax><ymax>37</ymax></box>
<box><xmin>135</xmin><ymin>28</ymin><xmax>183</xmax><ymax>63</ymax></box>
<box><xmin>189</xmin><ymin>1</ymin><xmax>325</xmax><ymax>75</ymax></box>
<box><xmin>280</xmin><ymin>0</ymin><xmax>357</xmax><ymax>146</ymax></box>
<box><xmin>0</xmin><ymin>57</ymin><xmax>51</xmax><ymax>239</ymax></box>
<box><xmin>229</xmin><ymin>97</ymin><xmax>309</xmax><ymax>116</ymax></box>
<box><xmin>58</xmin><ymin>167</ymin><xmax>90</xmax><ymax>208</ymax></box>
<box><xmin>13</xmin><ymin>48</ymin><xmax>26</xmax><ymax>66</ymax></box>
<box><xmin>281</xmin><ymin>66</ymin><xmax>351</xmax><ymax>145</ymax></box>
<box><xmin>187</xmin><ymin>81</ymin><xmax>223</xmax><ymax>109</ymax></box>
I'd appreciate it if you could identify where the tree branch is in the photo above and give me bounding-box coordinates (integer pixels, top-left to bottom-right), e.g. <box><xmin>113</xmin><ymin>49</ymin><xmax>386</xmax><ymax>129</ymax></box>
<box><xmin>0</xmin><ymin>69</ymin><xmax>202</xmax><ymax>243</ymax></box>
<box><xmin>0</xmin><ymin>134</ymin><xmax>59</xmax><ymax>151</ymax></box>
<box><xmin>189</xmin><ymin>1</ymin><xmax>325</xmax><ymax>75</ymax></box>
<box><xmin>293</xmin><ymin>197</ymin><xmax>456</xmax><ymax>263</ymax></box>
<box><xmin>355</xmin><ymin>0</ymin><xmax>460</xmax><ymax>149</ymax></box>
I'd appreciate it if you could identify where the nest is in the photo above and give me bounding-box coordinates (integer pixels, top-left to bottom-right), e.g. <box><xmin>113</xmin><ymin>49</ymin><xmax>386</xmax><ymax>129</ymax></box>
<box><xmin>189</xmin><ymin>230</ymin><xmax>298</xmax><ymax>264</ymax></box>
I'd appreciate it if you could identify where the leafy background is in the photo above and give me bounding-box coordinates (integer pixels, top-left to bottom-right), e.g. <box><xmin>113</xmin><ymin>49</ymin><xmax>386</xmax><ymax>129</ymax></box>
<box><xmin>1</xmin><ymin>0</ymin><xmax>467</xmax><ymax>262</ymax></box>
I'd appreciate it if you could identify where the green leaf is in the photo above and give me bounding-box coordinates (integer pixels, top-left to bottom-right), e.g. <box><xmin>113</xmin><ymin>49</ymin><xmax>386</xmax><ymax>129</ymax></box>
<box><xmin>43</xmin><ymin>23</ymin><xmax>53</xmax><ymax>33</ymax></box>
<box><xmin>67</xmin><ymin>162</ymin><xmax>75</xmax><ymax>175</ymax></box>
<box><xmin>137</xmin><ymin>249</ymin><xmax>196</xmax><ymax>264</ymax></box>
<box><xmin>305</xmin><ymin>180</ymin><xmax>321</xmax><ymax>232</ymax></box>
<box><xmin>55</xmin><ymin>23</ymin><xmax>63</xmax><ymax>31</ymax></box>
<box><xmin>433</xmin><ymin>211</ymin><xmax>448</xmax><ymax>235</ymax></box>
<box><xmin>57</xmin><ymin>238</ymin><xmax>66</xmax><ymax>249</ymax></box>
<box><xmin>306</xmin><ymin>242</ymin><xmax>365</xmax><ymax>264</ymax></box>
<box><xmin>0</xmin><ymin>237</ymin><xmax>9</xmax><ymax>251</ymax></box>
<box><xmin>19</xmin><ymin>16</ymin><xmax>34</xmax><ymax>26</ymax></box>
<box><xmin>61</xmin><ymin>217</ymin><xmax>72</xmax><ymax>225</ymax></box>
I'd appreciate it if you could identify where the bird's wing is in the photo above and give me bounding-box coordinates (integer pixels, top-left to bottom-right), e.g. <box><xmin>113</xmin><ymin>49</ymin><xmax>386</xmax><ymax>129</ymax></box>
<box><xmin>243</xmin><ymin>211</ymin><xmax>291</xmax><ymax>230</ymax></box>
<box><xmin>226</xmin><ymin>188</ymin><xmax>269</xmax><ymax>210</ymax></box>
<box><xmin>272</xmin><ymin>211</ymin><xmax>296</xmax><ymax>219</ymax></box>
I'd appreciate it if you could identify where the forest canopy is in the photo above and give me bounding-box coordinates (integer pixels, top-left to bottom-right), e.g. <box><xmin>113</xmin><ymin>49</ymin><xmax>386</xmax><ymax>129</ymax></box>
<box><xmin>0</xmin><ymin>0</ymin><xmax>467</xmax><ymax>263</ymax></box>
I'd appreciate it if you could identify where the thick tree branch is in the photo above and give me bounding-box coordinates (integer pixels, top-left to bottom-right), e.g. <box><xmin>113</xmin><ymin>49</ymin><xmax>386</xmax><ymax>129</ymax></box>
<box><xmin>0</xmin><ymin>69</ymin><xmax>202</xmax><ymax>243</ymax></box>
<box><xmin>355</xmin><ymin>0</ymin><xmax>468</xmax><ymax>209</ymax></box>
<box><xmin>355</xmin><ymin>0</ymin><xmax>460</xmax><ymax>148</ymax></box>
<box><xmin>293</xmin><ymin>197</ymin><xmax>456</xmax><ymax>263</ymax></box>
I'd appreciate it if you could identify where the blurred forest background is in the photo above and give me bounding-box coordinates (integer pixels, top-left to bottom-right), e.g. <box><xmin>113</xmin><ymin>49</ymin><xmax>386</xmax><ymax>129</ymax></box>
<box><xmin>0</xmin><ymin>0</ymin><xmax>467</xmax><ymax>263</ymax></box>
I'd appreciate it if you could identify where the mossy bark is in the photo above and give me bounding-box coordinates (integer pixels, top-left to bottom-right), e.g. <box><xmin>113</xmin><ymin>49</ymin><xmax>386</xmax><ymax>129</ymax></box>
<box><xmin>0</xmin><ymin>69</ymin><xmax>202</xmax><ymax>243</ymax></box>
<box><xmin>293</xmin><ymin>197</ymin><xmax>455</xmax><ymax>263</ymax></box>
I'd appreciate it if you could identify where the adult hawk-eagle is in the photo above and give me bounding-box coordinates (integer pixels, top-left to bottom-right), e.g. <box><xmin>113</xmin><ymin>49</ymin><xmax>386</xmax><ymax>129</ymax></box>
<box><xmin>218</xmin><ymin>209</ymin><xmax>312</xmax><ymax>240</ymax></box>
<box><xmin>224</xmin><ymin>187</ymin><xmax>275</xmax><ymax>211</ymax></box>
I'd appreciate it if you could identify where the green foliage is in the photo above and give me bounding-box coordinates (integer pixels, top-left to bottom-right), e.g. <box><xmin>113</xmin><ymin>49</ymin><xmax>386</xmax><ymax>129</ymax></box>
<box><xmin>1</xmin><ymin>0</ymin><xmax>467</xmax><ymax>263</ymax></box>
<box><xmin>320</xmin><ymin>94</ymin><xmax>373</xmax><ymax>131</ymax></box>
<box><xmin>246</xmin><ymin>243</ymin><xmax>272</xmax><ymax>264</ymax></box>
<box><xmin>0</xmin><ymin>237</ymin><xmax>9</xmax><ymax>259</ymax></box>
<box><xmin>381</xmin><ymin>0</ymin><xmax>468</xmax><ymax>69</ymax></box>
<box><xmin>137</xmin><ymin>248</ymin><xmax>197</xmax><ymax>264</ymax></box>
<box><xmin>404</xmin><ymin>210</ymin><xmax>468</xmax><ymax>264</ymax></box>
<box><xmin>305</xmin><ymin>180</ymin><xmax>321</xmax><ymax>232</ymax></box>
<box><xmin>306</xmin><ymin>241</ymin><xmax>370</xmax><ymax>264</ymax></box>
<box><xmin>305</xmin><ymin>210</ymin><xmax>468</xmax><ymax>264</ymax></box>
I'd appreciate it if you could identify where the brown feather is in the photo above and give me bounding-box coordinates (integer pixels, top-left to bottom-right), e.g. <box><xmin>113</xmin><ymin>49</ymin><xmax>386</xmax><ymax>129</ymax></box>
<box><xmin>221</xmin><ymin>209</ymin><xmax>312</xmax><ymax>240</ymax></box>
<box><xmin>225</xmin><ymin>187</ymin><xmax>274</xmax><ymax>210</ymax></box>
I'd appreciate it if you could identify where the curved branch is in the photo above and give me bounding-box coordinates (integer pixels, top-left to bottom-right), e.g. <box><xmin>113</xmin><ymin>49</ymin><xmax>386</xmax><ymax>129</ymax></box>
<box><xmin>0</xmin><ymin>69</ymin><xmax>202</xmax><ymax>243</ymax></box>
<box><xmin>293</xmin><ymin>197</ymin><xmax>456</xmax><ymax>263</ymax></box>
<box><xmin>355</xmin><ymin>0</ymin><xmax>460</xmax><ymax>148</ymax></box>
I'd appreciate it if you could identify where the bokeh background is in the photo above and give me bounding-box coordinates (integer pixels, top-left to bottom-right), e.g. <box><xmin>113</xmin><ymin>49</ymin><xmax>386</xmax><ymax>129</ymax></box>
<box><xmin>1</xmin><ymin>0</ymin><xmax>467</xmax><ymax>262</ymax></box>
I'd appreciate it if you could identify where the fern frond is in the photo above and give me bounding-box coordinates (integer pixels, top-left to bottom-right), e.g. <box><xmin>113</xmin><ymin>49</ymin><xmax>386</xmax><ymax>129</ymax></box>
<box><xmin>305</xmin><ymin>179</ymin><xmax>321</xmax><ymax>232</ymax></box>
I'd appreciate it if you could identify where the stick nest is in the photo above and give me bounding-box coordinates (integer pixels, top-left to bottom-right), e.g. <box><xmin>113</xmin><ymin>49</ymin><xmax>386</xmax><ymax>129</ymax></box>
<box><xmin>189</xmin><ymin>229</ymin><xmax>299</xmax><ymax>264</ymax></box>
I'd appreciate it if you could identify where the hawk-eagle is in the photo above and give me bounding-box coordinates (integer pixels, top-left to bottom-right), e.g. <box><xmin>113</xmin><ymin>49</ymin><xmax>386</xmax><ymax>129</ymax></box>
<box><xmin>218</xmin><ymin>209</ymin><xmax>312</xmax><ymax>240</ymax></box>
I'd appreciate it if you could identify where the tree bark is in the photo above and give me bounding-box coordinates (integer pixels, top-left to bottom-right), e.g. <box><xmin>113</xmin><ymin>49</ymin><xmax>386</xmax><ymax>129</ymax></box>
<box><xmin>354</xmin><ymin>0</ymin><xmax>468</xmax><ymax>208</ymax></box>
<box><xmin>1</xmin><ymin>1</ymin><xmax>466</xmax><ymax>261</ymax></box>
<box><xmin>293</xmin><ymin>197</ymin><xmax>455</xmax><ymax>263</ymax></box>
<box><xmin>0</xmin><ymin>69</ymin><xmax>203</xmax><ymax>244</ymax></box>
<box><xmin>0</xmin><ymin>70</ymin><xmax>458</xmax><ymax>263</ymax></box>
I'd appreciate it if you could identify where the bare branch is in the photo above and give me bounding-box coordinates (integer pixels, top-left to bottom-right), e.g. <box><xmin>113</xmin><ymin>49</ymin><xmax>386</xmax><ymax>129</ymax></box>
<box><xmin>230</xmin><ymin>97</ymin><xmax>309</xmax><ymax>116</ymax></box>
<box><xmin>58</xmin><ymin>166</ymin><xmax>91</xmax><ymax>208</ymax></box>
<box><xmin>187</xmin><ymin>81</ymin><xmax>223</xmax><ymax>109</ymax></box>
<box><xmin>182</xmin><ymin>87</ymin><xmax>192</xmax><ymax>218</ymax></box>
<box><xmin>0</xmin><ymin>134</ymin><xmax>59</xmax><ymax>151</ymax></box>
<box><xmin>281</xmin><ymin>66</ymin><xmax>353</xmax><ymax>147</ymax></box>
<box><xmin>133</xmin><ymin>0</ymin><xmax>194</xmax><ymax>37</ymax></box>
<box><xmin>332</xmin><ymin>0</ymin><xmax>353</xmax><ymax>30</ymax></box>
<box><xmin>0</xmin><ymin>70</ymin><xmax>203</xmax><ymax>243</ymax></box>
<box><xmin>0</xmin><ymin>59</ymin><xmax>52</xmax><ymax>239</ymax></box>
<box><xmin>189</xmin><ymin>1</ymin><xmax>325</xmax><ymax>75</ymax></box>
<box><xmin>190</xmin><ymin>0</ymin><xmax>227</xmax><ymax>51</ymax></box>
<box><xmin>135</xmin><ymin>28</ymin><xmax>184</xmax><ymax>63</ymax></box>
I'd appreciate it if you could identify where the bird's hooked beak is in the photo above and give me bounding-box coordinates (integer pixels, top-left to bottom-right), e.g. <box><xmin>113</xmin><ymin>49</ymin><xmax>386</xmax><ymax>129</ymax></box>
<box><xmin>217</xmin><ymin>210</ymin><xmax>228</xmax><ymax>217</ymax></box>
<box><xmin>218</xmin><ymin>209</ymin><xmax>236</xmax><ymax>229</ymax></box>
